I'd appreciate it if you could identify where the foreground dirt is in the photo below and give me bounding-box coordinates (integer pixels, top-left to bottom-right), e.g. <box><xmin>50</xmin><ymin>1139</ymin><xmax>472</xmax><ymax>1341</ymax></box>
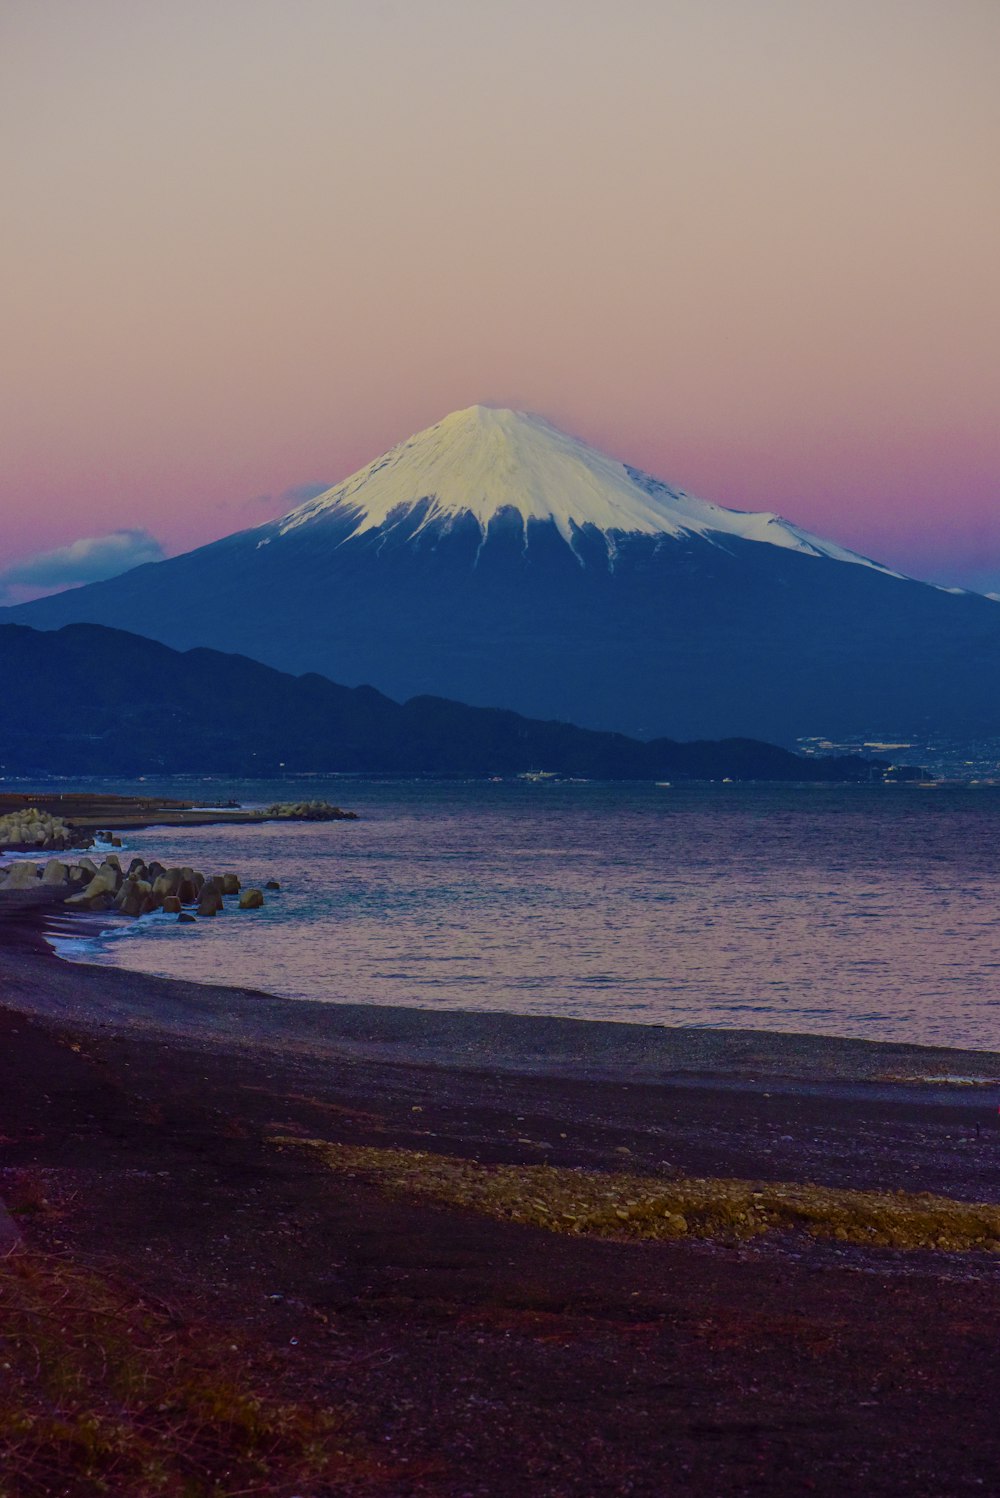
<box><xmin>3</xmin><ymin>921</ymin><xmax>1000</xmax><ymax>1493</ymax></box>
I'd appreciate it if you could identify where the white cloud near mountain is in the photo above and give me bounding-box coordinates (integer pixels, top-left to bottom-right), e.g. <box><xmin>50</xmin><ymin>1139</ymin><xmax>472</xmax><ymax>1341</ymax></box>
<box><xmin>0</xmin><ymin>529</ymin><xmax>165</xmax><ymax>603</ymax></box>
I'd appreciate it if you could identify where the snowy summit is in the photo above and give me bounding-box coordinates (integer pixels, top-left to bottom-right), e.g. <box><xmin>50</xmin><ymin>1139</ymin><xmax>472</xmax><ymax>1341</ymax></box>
<box><xmin>7</xmin><ymin>403</ymin><xmax>999</xmax><ymax>745</ymax></box>
<box><xmin>273</xmin><ymin>404</ymin><xmax>897</xmax><ymax>575</ymax></box>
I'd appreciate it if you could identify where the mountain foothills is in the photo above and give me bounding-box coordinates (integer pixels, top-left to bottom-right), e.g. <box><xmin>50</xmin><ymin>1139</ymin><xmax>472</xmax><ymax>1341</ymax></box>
<box><xmin>7</xmin><ymin>406</ymin><xmax>1000</xmax><ymax>743</ymax></box>
<box><xmin>0</xmin><ymin>622</ymin><xmax>905</xmax><ymax>781</ymax></box>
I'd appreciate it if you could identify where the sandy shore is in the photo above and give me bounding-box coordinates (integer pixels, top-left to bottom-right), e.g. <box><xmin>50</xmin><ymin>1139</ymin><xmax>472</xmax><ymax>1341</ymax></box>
<box><xmin>4</xmin><ymin>888</ymin><xmax>1000</xmax><ymax>1494</ymax></box>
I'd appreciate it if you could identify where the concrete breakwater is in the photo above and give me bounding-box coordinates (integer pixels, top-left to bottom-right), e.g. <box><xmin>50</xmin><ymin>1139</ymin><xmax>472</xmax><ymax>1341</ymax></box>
<box><xmin>0</xmin><ymin>808</ymin><xmax>80</xmax><ymax>852</ymax></box>
<box><xmin>0</xmin><ymin>794</ymin><xmax>357</xmax><ymax>847</ymax></box>
<box><xmin>0</xmin><ymin>852</ymin><xmax>271</xmax><ymax>920</ymax></box>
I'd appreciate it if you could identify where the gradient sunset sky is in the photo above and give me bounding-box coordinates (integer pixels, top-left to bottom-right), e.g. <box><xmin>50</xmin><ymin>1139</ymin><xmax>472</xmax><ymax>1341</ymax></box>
<box><xmin>2</xmin><ymin>0</ymin><xmax>998</xmax><ymax>596</ymax></box>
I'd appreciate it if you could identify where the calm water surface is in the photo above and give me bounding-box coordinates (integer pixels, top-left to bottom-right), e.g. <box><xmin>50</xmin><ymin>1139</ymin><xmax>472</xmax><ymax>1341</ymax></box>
<box><xmin>41</xmin><ymin>779</ymin><xmax>1000</xmax><ymax>1050</ymax></box>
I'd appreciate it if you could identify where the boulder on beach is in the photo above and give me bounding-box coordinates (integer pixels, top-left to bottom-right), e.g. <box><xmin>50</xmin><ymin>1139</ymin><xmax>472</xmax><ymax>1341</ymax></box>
<box><xmin>265</xmin><ymin>879</ymin><xmax>281</xmax><ymax>890</ymax></box>
<box><xmin>65</xmin><ymin>871</ymin><xmax>117</xmax><ymax>905</ymax></box>
<box><xmin>65</xmin><ymin>886</ymin><xmax>115</xmax><ymax>911</ymax></box>
<box><xmin>115</xmin><ymin>878</ymin><xmax>152</xmax><ymax>917</ymax></box>
<box><xmin>197</xmin><ymin>886</ymin><xmax>222</xmax><ymax>917</ymax></box>
<box><xmin>221</xmin><ymin>873</ymin><xmax>241</xmax><ymax>895</ymax></box>
<box><xmin>238</xmin><ymin>888</ymin><xmax>264</xmax><ymax>909</ymax></box>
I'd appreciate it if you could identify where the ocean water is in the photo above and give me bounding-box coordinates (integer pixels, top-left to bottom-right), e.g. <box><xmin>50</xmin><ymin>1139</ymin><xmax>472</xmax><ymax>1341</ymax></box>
<box><xmin>39</xmin><ymin>777</ymin><xmax>1000</xmax><ymax>1051</ymax></box>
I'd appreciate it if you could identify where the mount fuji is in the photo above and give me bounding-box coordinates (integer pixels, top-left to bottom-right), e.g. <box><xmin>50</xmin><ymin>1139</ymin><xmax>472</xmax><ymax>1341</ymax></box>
<box><xmin>7</xmin><ymin>405</ymin><xmax>1000</xmax><ymax>743</ymax></box>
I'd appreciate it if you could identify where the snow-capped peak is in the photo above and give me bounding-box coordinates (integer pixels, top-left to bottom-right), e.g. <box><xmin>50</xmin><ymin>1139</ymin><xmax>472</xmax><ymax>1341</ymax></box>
<box><xmin>272</xmin><ymin>405</ymin><xmax>901</xmax><ymax>577</ymax></box>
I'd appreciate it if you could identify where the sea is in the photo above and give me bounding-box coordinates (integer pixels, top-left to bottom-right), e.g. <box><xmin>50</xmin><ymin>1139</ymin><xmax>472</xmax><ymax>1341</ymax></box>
<box><xmin>25</xmin><ymin>776</ymin><xmax>1000</xmax><ymax>1052</ymax></box>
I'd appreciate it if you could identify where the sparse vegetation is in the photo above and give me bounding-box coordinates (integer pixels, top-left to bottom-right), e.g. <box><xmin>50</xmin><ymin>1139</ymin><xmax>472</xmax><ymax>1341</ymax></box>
<box><xmin>277</xmin><ymin>1138</ymin><xmax>1000</xmax><ymax>1254</ymax></box>
<box><xmin>0</xmin><ymin>1250</ymin><xmax>361</xmax><ymax>1497</ymax></box>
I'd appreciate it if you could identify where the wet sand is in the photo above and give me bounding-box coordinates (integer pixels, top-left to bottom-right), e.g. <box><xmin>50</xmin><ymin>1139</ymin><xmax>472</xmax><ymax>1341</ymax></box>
<box><xmin>3</xmin><ymin>888</ymin><xmax>1000</xmax><ymax>1494</ymax></box>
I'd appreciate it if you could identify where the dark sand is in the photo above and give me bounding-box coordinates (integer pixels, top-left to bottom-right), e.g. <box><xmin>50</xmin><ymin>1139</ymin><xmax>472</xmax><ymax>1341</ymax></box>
<box><xmin>3</xmin><ymin>888</ymin><xmax>1000</xmax><ymax>1494</ymax></box>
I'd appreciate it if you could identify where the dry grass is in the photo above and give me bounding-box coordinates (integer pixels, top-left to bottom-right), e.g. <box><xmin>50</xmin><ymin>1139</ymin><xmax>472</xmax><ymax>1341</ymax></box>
<box><xmin>0</xmin><ymin>1249</ymin><xmax>364</xmax><ymax>1497</ymax></box>
<box><xmin>276</xmin><ymin>1138</ymin><xmax>1000</xmax><ymax>1254</ymax></box>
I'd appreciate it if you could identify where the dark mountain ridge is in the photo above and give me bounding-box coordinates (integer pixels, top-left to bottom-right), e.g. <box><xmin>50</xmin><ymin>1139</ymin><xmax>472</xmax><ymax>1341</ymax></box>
<box><xmin>0</xmin><ymin>623</ymin><xmax>906</xmax><ymax>781</ymax></box>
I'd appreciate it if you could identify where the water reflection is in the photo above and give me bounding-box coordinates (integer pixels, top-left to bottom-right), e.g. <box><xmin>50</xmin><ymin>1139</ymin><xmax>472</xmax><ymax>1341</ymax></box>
<box><xmin>50</xmin><ymin>779</ymin><xmax>1000</xmax><ymax>1050</ymax></box>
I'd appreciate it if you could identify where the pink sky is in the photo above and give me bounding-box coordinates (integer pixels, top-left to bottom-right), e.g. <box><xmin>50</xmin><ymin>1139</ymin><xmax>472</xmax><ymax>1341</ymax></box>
<box><xmin>2</xmin><ymin>0</ymin><xmax>998</xmax><ymax>594</ymax></box>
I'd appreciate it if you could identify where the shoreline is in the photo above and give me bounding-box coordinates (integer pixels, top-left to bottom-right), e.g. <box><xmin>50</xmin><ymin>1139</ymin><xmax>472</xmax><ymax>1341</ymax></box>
<box><xmin>5</xmin><ymin>888</ymin><xmax>1000</xmax><ymax>1491</ymax></box>
<box><xmin>4</xmin><ymin>887</ymin><xmax>1000</xmax><ymax>1098</ymax></box>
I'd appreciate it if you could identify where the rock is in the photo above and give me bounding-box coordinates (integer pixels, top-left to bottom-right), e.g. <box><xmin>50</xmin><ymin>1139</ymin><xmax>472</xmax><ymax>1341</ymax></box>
<box><xmin>265</xmin><ymin>879</ymin><xmax>281</xmax><ymax>890</ymax></box>
<box><xmin>177</xmin><ymin>912</ymin><xmax>196</xmax><ymax>923</ymax></box>
<box><xmin>152</xmin><ymin>874</ymin><xmax>174</xmax><ymax>899</ymax></box>
<box><xmin>77</xmin><ymin>857</ymin><xmax>98</xmax><ymax>876</ymax></box>
<box><xmin>0</xmin><ymin>807</ymin><xmax>74</xmax><ymax>851</ymax></box>
<box><xmin>65</xmin><ymin>889</ymin><xmax>115</xmax><ymax>912</ymax></box>
<box><xmin>1</xmin><ymin>862</ymin><xmax>41</xmax><ymax>890</ymax></box>
<box><xmin>41</xmin><ymin>859</ymin><xmax>69</xmax><ymax>886</ymax></box>
<box><xmin>146</xmin><ymin>861</ymin><xmax>166</xmax><ymax>881</ymax></box>
<box><xmin>0</xmin><ymin>1195</ymin><xmax>23</xmax><ymax>1255</ymax></box>
<box><xmin>238</xmin><ymin>888</ymin><xmax>264</xmax><ymax>909</ymax></box>
<box><xmin>65</xmin><ymin>871</ymin><xmax>117</xmax><ymax>904</ymax></box>
<box><xmin>115</xmin><ymin>877</ymin><xmax>152</xmax><ymax>917</ymax></box>
<box><xmin>162</xmin><ymin>895</ymin><xmax>182</xmax><ymax>914</ymax></box>
<box><xmin>139</xmin><ymin>892</ymin><xmax>162</xmax><ymax>916</ymax></box>
<box><xmin>192</xmin><ymin>871</ymin><xmax>206</xmax><ymax>893</ymax></box>
<box><xmin>221</xmin><ymin>873</ymin><xmax>241</xmax><ymax>895</ymax></box>
<box><xmin>262</xmin><ymin>801</ymin><xmax>358</xmax><ymax>821</ymax></box>
<box><xmin>176</xmin><ymin>878</ymin><xmax>198</xmax><ymax>904</ymax></box>
<box><xmin>197</xmin><ymin>886</ymin><xmax>222</xmax><ymax>917</ymax></box>
<box><xmin>127</xmin><ymin>858</ymin><xmax>147</xmax><ymax>876</ymax></box>
<box><xmin>111</xmin><ymin>835</ymin><xmax>123</xmax><ymax>847</ymax></box>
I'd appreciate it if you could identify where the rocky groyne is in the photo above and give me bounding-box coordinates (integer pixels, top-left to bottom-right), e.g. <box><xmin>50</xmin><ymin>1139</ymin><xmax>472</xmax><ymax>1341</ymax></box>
<box><xmin>0</xmin><ymin>808</ymin><xmax>82</xmax><ymax>852</ymax></box>
<box><xmin>258</xmin><ymin>801</ymin><xmax>357</xmax><ymax>821</ymax></box>
<box><xmin>0</xmin><ymin>854</ymin><xmax>267</xmax><ymax>920</ymax></box>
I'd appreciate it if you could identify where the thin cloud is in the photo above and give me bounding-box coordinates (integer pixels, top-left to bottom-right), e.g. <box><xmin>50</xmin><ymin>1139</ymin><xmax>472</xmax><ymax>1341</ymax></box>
<box><xmin>0</xmin><ymin>529</ymin><xmax>165</xmax><ymax>603</ymax></box>
<box><xmin>240</xmin><ymin>481</ymin><xmax>331</xmax><ymax>517</ymax></box>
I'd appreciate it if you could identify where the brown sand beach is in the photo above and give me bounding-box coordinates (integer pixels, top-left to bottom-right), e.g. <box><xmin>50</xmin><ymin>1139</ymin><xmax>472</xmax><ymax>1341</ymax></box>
<box><xmin>2</xmin><ymin>886</ymin><xmax>1000</xmax><ymax>1495</ymax></box>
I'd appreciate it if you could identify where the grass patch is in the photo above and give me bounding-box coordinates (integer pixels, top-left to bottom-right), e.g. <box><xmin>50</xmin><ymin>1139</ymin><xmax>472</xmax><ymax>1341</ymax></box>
<box><xmin>0</xmin><ymin>1250</ymin><xmax>365</xmax><ymax>1497</ymax></box>
<box><xmin>276</xmin><ymin>1138</ymin><xmax>1000</xmax><ymax>1254</ymax></box>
